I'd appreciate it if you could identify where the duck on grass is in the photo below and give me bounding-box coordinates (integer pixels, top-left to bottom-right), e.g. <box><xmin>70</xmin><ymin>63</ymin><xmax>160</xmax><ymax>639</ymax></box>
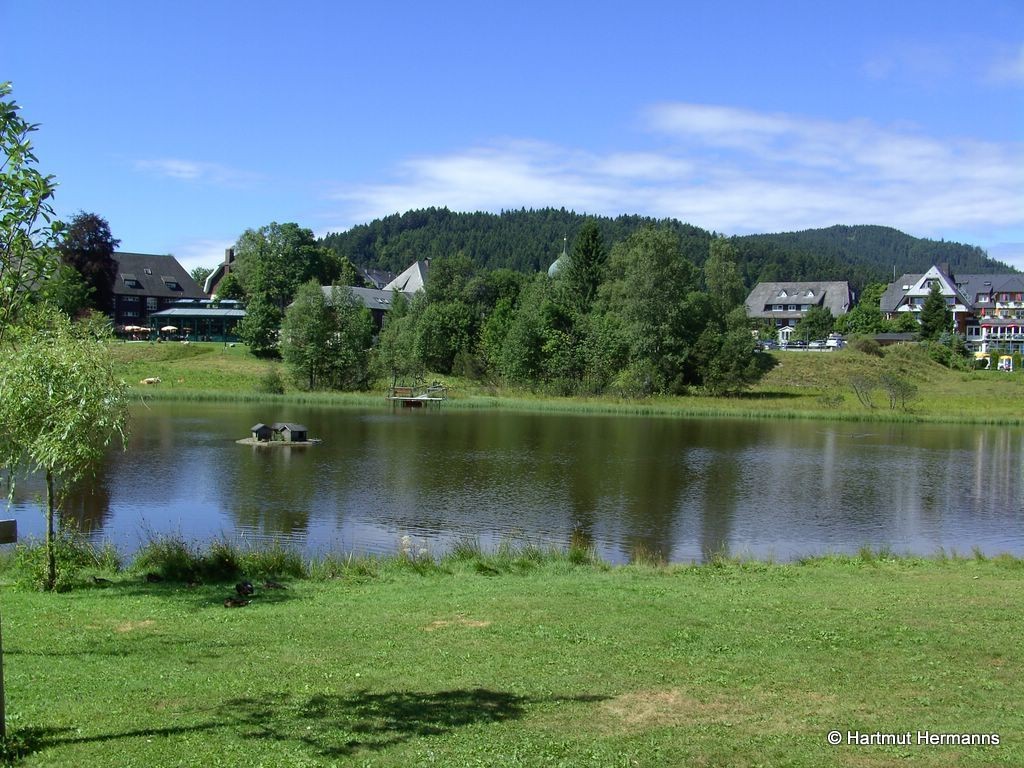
<box><xmin>237</xmin><ymin>421</ymin><xmax>321</xmax><ymax>446</ymax></box>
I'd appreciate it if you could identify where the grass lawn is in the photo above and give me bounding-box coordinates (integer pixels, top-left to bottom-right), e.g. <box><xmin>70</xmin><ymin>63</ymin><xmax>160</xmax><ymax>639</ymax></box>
<box><xmin>114</xmin><ymin>341</ymin><xmax>1024</xmax><ymax>424</ymax></box>
<box><xmin>1</xmin><ymin>555</ymin><xmax>1021</xmax><ymax>766</ymax></box>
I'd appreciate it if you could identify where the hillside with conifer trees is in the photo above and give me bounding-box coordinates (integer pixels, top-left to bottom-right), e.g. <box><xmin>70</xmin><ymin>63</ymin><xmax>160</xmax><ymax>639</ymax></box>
<box><xmin>319</xmin><ymin>209</ymin><xmax>1013</xmax><ymax>293</ymax></box>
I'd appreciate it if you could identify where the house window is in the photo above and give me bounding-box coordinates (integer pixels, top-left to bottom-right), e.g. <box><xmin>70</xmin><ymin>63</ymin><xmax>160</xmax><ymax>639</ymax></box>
<box><xmin>121</xmin><ymin>295</ymin><xmax>138</xmax><ymax>303</ymax></box>
<box><xmin>146</xmin><ymin>297</ymin><xmax>158</xmax><ymax>311</ymax></box>
<box><xmin>122</xmin><ymin>310</ymin><xmax>138</xmax><ymax>318</ymax></box>
<box><xmin>787</xmin><ymin>304</ymin><xmax>796</xmax><ymax>311</ymax></box>
<box><xmin>773</xmin><ymin>304</ymin><xmax>783</xmax><ymax>311</ymax></box>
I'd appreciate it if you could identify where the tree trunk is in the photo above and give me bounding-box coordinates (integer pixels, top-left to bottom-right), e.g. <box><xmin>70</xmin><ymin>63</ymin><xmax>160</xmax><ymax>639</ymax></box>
<box><xmin>45</xmin><ymin>468</ymin><xmax>56</xmax><ymax>591</ymax></box>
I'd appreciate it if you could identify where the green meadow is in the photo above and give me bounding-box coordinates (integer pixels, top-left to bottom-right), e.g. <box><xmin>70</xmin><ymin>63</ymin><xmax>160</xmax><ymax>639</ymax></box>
<box><xmin>110</xmin><ymin>341</ymin><xmax>1024</xmax><ymax>424</ymax></box>
<box><xmin>1</xmin><ymin>547</ymin><xmax>1022</xmax><ymax>767</ymax></box>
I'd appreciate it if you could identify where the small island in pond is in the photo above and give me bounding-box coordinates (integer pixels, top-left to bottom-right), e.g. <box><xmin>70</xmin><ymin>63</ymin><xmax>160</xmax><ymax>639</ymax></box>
<box><xmin>237</xmin><ymin>422</ymin><xmax>321</xmax><ymax>446</ymax></box>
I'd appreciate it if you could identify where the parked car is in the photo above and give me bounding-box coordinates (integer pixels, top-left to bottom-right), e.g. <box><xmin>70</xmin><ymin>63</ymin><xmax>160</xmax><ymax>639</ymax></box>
<box><xmin>808</xmin><ymin>340</ymin><xmax>826</xmax><ymax>349</ymax></box>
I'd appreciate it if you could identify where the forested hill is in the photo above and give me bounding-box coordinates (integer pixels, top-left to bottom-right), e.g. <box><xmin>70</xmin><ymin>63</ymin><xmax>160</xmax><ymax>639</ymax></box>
<box><xmin>735</xmin><ymin>225</ymin><xmax>1014</xmax><ymax>288</ymax></box>
<box><xmin>320</xmin><ymin>208</ymin><xmax>712</xmax><ymax>276</ymax></box>
<box><xmin>320</xmin><ymin>209</ymin><xmax>1013</xmax><ymax>291</ymax></box>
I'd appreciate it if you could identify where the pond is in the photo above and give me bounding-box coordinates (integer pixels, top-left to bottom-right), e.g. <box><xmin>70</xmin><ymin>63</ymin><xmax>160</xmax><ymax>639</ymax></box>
<box><xmin>6</xmin><ymin>401</ymin><xmax>1024</xmax><ymax>563</ymax></box>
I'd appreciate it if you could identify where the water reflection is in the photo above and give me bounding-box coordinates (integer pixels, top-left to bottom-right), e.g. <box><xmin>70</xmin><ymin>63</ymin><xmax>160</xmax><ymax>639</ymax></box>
<box><xmin>4</xmin><ymin>401</ymin><xmax>1024</xmax><ymax>563</ymax></box>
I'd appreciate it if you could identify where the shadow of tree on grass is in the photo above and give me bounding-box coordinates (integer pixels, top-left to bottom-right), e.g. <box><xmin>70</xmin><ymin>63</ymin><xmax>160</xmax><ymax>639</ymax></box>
<box><xmin>222</xmin><ymin>688</ymin><xmax>607</xmax><ymax>758</ymax></box>
<box><xmin>11</xmin><ymin>689</ymin><xmax>607</xmax><ymax>763</ymax></box>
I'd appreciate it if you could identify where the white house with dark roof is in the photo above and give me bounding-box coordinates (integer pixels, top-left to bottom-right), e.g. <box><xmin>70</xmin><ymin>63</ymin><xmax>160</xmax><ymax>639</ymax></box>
<box><xmin>881</xmin><ymin>265</ymin><xmax>1024</xmax><ymax>352</ymax></box>
<box><xmin>744</xmin><ymin>281</ymin><xmax>852</xmax><ymax>341</ymax></box>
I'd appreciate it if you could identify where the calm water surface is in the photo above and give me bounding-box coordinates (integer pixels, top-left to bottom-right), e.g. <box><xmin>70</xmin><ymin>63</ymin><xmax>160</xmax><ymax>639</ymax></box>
<box><xmin>7</xmin><ymin>401</ymin><xmax>1024</xmax><ymax>563</ymax></box>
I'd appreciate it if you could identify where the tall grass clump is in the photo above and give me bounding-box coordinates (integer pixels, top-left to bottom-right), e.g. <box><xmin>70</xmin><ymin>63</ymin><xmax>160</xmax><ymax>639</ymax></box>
<box><xmin>131</xmin><ymin>536</ymin><xmax>308</xmax><ymax>582</ymax></box>
<box><xmin>238</xmin><ymin>541</ymin><xmax>307</xmax><ymax>579</ymax></box>
<box><xmin>308</xmin><ymin>552</ymin><xmax>381</xmax><ymax>581</ymax></box>
<box><xmin>131</xmin><ymin>535</ymin><xmax>201</xmax><ymax>581</ymax></box>
<box><xmin>14</xmin><ymin>533</ymin><xmax>121</xmax><ymax>591</ymax></box>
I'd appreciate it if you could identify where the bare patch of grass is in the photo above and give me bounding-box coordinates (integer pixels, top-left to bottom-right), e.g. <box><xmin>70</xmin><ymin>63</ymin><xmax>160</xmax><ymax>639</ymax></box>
<box><xmin>599</xmin><ymin>689</ymin><xmax>744</xmax><ymax>732</ymax></box>
<box><xmin>422</xmin><ymin>615</ymin><xmax>492</xmax><ymax>632</ymax></box>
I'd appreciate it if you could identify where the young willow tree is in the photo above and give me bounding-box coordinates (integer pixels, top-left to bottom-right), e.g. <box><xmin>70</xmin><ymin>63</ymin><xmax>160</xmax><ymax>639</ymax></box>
<box><xmin>0</xmin><ymin>308</ymin><xmax>128</xmax><ymax>590</ymax></box>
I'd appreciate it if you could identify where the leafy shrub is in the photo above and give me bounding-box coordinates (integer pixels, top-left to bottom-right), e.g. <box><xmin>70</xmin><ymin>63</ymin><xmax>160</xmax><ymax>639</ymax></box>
<box><xmin>849</xmin><ymin>337</ymin><xmax>883</xmax><ymax>357</ymax></box>
<box><xmin>256</xmin><ymin>366</ymin><xmax>285</xmax><ymax>394</ymax></box>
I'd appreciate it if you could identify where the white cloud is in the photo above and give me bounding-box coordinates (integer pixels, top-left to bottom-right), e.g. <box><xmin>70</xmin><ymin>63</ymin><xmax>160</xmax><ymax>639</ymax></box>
<box><xmin>324</xmin><ymin>102</ymin><xmax>1024</xmax><ymax>244</ymax></box>
<box><xmin>988</xmin><ymin>42</ymin><xmax>1024</xmax><ymax>84</ymax></box>
<box><xmin>134</xmin><ymin>158</ymin><xmax>262</xmax><ymax>187</ymax></box>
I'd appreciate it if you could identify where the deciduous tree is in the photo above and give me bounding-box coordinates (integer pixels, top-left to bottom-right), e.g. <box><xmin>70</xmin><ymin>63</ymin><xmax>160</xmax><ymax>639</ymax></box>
<box><xmin>0</xmin><ymin>307</ymin><xmax>128</xmax><ymax>590</ymax></box>
<box><xmin>280</xmin><ymin>281</ymin><xmax>373</xmax><ymax>390</ymax></box>
<box><xmin>236</xmin><ymin>295</ymin><xmax>282</xmax><ymax>357</ymax></box>
<box><xmin>189</xmin><ymin>265</ymin><xmax>213</xmax><ymax>288</ymax></box>
<box><xmin>703</xmin><ymin>237</ymin><xmax>746</xmax><ymax>311</ymax></box>
<box><xmin>233</xmin><ymin>222</ymin><xmax>327</xmax><ymax>308</ymax></box>
<box><xmin>59</xmin><ymin>212</ymin><xmax>120</xmax><ymax>314</ymax></box>
<box><xmin>0</xmin><ymin>82</ymin><xmax>63</xmax><ymax>343</ymax></box>
<box><xmin>794</xmin><ymin>305</ymin><xmax>834</xmax><ymax>342</ymax></box>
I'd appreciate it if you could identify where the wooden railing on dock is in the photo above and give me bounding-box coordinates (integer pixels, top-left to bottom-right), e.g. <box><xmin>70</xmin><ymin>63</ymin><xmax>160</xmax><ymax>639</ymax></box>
<box><xmin>387</xmin><ymin>382</ymin><xmax>448</xmax><ymax>407</ymax></box>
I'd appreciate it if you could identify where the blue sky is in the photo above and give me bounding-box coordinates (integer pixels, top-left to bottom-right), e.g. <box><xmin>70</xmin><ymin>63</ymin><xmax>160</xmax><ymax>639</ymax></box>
<box><xmin>3</xmin><ymin>0</ymin><xmax>1022</xmax><ymax>273</ymax></box>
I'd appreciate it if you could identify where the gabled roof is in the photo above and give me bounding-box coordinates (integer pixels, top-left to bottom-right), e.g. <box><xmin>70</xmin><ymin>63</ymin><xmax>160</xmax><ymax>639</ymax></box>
<box><xmin>358</xmin><ymin>266</ymin><xmax>396</xmax><ymax>290</ymax></box>
<box><xmin>113</xmin><ymin>252</ymin><xmax>205</xmax><ymax>299</ymax></box>
<box><xmin>383</xmin><ymin>260</ymin><xmax>429</xmax><ymax>293</ymax></box>
<box><xmin>271</xmin><ymin>422</ymin><xmax>307</xmax><ymax>432</ymax></box>
<box><xmin>953</xmin><ymin>274</ymin><xmax>1024</xmax><ymax>300</ymax></box>
<box><xmin>319</xmin><ymin>285</ymin><xmax>411</xmax><ymax>312</ymax></box>
<box><xmin>744</xmin><ymin>281</ymin><xmax>852</xmax><ymax>317</ymax></box>
<box><xmin>881</xmin><ymin>267</ymin><xmax>1022</xmax><ymax>312</ymax></box>
<box><xmin>880</xmin><ymin>273</ymin><xmax>922</xmax><ymax>313</ymax></box>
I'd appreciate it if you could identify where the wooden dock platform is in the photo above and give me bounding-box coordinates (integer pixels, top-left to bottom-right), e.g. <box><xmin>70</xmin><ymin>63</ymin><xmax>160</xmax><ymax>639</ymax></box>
<box><xmin>387</xmin><ymin>383</ymin><xmax>448</xmax><ymax>408</ymax></box>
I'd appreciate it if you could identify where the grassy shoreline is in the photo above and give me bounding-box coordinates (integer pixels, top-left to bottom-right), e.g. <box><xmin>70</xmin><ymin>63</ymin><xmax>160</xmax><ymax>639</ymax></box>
<box><xmin>1</xmin><ymin>550</ymin><xmax>1021</xmax><ymax>767</ymax></box>
<box><xmin>111</xmin><ymin>341</ymin><xmax>1024</xmax><ymax>426</ymax></box>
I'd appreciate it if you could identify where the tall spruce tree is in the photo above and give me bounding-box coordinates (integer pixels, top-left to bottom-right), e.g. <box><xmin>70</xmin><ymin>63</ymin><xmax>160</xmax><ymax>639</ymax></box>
<box><xmin>918</xmin><ymin>280</ymin><xmax>952</xmax><ymax>340</ymax></box>
<box><xmin>564</xmin><ymin>219</ymin><xmax>607</xmax><ymax>312</ymax></box>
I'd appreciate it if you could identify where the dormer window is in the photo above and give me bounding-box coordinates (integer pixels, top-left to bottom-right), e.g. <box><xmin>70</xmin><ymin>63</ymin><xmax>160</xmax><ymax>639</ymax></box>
<box><xmin>144</xmin><ymin>268</ymin><xmax>152</xmax><ymax>275</ymax></box>
<box><xmin>120</xmin><ymin>273</ymin><xmax>143</xmax><ymax>289</ymax></box>
<box><xmin>805</xmin><ymin>290</ymin><xmax>814</xmax><ymax>298</ymax></box>
<box><xmin>161</xmin><ymin>275</ymin><xmax>182</xmax><ymax>291</ymax></box>
<box><xmin>778</xmin><ymin>290</ymin><xmax>788</xmax><ymax>298</ymax></box>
